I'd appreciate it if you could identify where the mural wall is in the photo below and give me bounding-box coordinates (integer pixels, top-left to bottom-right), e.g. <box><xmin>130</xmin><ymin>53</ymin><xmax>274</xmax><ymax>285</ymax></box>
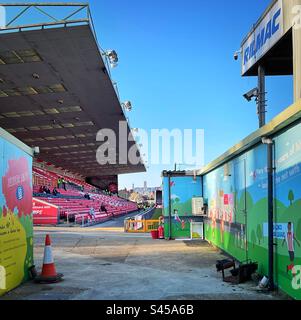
<box><xmin>203</xmin><ymin>144</ymin><xmax>268</xmax><ymax>269</ymax></box>
<box><xmin>273</xmin><ymin>124</ymin><xmax>301</xmax><ymax>300</ymax></box>
<box><xmin>163</xmin><ymin>175</ymin><xmax>203</xmax><ymax>239</ymax></box>
<box><xmin>0</xmin><ymin>136</ymin><xmax>33</xmax><ymax>296</ymax></box>
<box><xmin>203</xmin><ymin>123</ymin><xmax>301</xmax><ymax>300</ymax></box>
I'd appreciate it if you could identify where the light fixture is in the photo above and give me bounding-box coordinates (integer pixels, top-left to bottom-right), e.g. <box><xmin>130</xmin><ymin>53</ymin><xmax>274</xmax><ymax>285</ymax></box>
<box><xmin>103</xmin><ymin>50</ymin><xmax>118</xmax><ymax>68</ymax></box>
<box><xmin>234</xmin><ymin>49</ymin><xmax>242</xmax><ymax>61</ymax></box>
<box><xmin>243</xmin><ymin>87</ymin><xmax>258</xmax><ymax>102</ymax></box>
<box><xmin>121</xmin><ymin>101</ymin><xmax>132</xmax><ymax>111</ymax></box>
<box><xmin>58</xmin><ymin>99</ymin><xmax>64</xmax><ymax>105</ymax></box>
<box><xmin>32</xmin><ymin>73</ymin><xmax>40</xmax><ymax>79</ymax></box>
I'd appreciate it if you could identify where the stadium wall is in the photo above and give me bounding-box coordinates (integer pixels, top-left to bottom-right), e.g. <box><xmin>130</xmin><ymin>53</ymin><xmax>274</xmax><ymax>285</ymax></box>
<box><xmin>202</xmin><ymin>116</ymin><xmax>301</xmax><ymax>300</ymax></box>
<box><xmin>0</xmin><ymin>128</ymin><xmax>34</xmax><ymax>296</ymax></box>
<box><xmin>161</xmin><ymin>100</ymin><xmax>301</xmax><ymax>299</ymax></box>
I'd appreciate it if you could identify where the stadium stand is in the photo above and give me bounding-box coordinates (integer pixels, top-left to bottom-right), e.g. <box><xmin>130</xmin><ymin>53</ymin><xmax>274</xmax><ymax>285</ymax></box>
<box><xmin>33</xmin><ymin>166</ymin><xmax>138</xmax><ymax>226</ymax></box>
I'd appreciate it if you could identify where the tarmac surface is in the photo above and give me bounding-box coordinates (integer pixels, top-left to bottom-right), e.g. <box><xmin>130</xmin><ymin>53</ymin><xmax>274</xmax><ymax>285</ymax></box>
<box><xmin>1</xmin><ymin>214</ymin><xmax>289</xmax><ymax>300</ymax></box>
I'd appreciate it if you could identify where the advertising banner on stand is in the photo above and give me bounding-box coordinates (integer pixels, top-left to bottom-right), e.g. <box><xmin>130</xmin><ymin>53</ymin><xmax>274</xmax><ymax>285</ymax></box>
<box><xmin>33</xmin><ymin>198</ymin><xmax>59</xmax><ymax>226</ymax></box>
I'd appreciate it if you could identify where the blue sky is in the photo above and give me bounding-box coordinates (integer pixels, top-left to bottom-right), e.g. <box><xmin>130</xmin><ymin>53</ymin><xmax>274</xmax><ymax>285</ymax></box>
<box><xmin>89</xmin><ymin>0</ymin><xmax>292</xmax><ymax>189</ymax></box>
<box><xmin>7</xmin><ymin>1</ymin><xmax>293</xmax><ymax>190</ymax></box>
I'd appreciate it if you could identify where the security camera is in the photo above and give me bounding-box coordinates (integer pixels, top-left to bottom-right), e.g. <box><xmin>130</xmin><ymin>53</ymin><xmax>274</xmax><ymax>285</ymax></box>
<box><xmin>262</xmin><ymin>137</ymin><xmax>273</xmax><ymax>145</ymax></box>
<box><xmin>33</xmin><ymin>146</ymin><xmax>40</xmax><ymax>156</ymax></box>
<box><xmin>234</xmin><ymin>50</ymin><xmax>242</xmax><ymax>61</ymax></box>
<box><xmin>243</xmin><ymin>87</ymin><xmax>258</xmax><ymax>102</ymax></box>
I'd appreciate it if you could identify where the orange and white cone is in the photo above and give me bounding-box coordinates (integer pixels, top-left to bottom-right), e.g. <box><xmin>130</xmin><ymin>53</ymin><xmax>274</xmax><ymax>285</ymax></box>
<box><xmin>35</xmin><ymin>234</ymin><xmax>63</xmax><ymax>284</ymax></box>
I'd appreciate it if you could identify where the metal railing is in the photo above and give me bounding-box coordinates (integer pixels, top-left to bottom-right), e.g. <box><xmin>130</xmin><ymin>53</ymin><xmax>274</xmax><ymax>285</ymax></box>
<box><xmin>0</xmin><ymin>3</ymin><xmax>90</xmax><ymax>31</ymax></box>
<box><xmin>124</xmin><ymin>219</ymin><xmax>160</xmax><ymax>233</ymax></box>
<box><xmin>0</xmin><ymin>3</ymin><xmax>112</xmax><ymax>76</ymax></box>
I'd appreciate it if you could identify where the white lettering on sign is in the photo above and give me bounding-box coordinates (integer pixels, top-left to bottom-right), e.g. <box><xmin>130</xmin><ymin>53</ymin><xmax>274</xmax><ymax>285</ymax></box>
<box><xmin>241</xmin><ymin>0</ymin><xmax>283</xmax><ymax>75</ymax></box>
<box><xmin>263</xmin><ymin>223</ymin><xmax>291</xmax><ymax>239</ymax></box>
<box><xmin>8</xmin><ymin>172</ymin><xmax>29</xmax><ymax>188</ymax></box>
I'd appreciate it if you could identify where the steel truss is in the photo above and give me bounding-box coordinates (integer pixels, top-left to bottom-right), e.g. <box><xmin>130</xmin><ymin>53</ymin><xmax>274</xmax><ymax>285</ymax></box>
<box><xmin>0</xmin><ymin>3</ymin><xmax>90</xmax><ymax>31</ymax></box>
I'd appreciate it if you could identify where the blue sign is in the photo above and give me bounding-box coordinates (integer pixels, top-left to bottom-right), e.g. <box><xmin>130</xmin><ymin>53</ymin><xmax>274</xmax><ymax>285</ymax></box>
<box><xmin>16</xmin><ymin>186</ymin><xmax>24</xmax><ymax>201</ymax></box>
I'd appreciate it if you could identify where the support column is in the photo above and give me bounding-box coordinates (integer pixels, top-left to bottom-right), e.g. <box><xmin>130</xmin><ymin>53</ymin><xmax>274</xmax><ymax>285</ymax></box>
<box><xmin>258</xmin><ymin>65</ymin><xmax>266</xmax><ymax>128</ymax></box>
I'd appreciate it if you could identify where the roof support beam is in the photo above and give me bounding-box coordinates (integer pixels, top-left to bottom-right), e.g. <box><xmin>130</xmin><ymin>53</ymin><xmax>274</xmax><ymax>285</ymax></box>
<box><xmin>0</xmin><ymin>3</ymin><xmax>89</xmax><ymax>6</ymax></box>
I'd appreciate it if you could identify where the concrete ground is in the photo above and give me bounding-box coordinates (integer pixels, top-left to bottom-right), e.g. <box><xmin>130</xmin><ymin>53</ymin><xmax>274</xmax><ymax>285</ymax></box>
<box><xmin>1</xmin><ymin>215</ymin><xmax>288</xmax><ymax>300</ymax></box>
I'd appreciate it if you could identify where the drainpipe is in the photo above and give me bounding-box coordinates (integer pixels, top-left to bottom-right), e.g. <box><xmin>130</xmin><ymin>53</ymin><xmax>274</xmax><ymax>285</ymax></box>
<box><xmin>168</xmin><ymin>172</ymin><xmax>172</xmax><ymax>240</ymax></box>
<box><xmin>262</xmin><ymin>137</ymin><xmax>275</xmax><ymax>291</ymax></box>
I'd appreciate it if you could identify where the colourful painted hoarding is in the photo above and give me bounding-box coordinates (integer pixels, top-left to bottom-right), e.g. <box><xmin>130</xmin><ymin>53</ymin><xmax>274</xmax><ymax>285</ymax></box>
<box><xmin>203</xmin><ymin>122</ymin><xmax>301</xmax><ymax>300</ymax></box>
<box><xmin>0</xmin><ymin>134</ymin><xmax>33</xmax><ymax>296</ymax></box>
<box><xmin>273</xmin><ymin>124</ymin><xmax>301</xmax><ymax>300</ymax></box>
<box><xmin>203</xmin><ymin>144</ymin><xmax>268</xmax><ymax>269</ymax></box>
<box><xmin>163</xmin><ymin>175</ymin><xmax>203</xmax><ymax>239</ymax></box>
<box><xmin>33</xmin><ymin>198</ymin><xmax>59</xmax><ymax>225</ymax></box>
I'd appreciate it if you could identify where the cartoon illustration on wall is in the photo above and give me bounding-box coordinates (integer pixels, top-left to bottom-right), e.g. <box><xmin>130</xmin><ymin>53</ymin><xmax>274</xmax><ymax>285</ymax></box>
<box><xmin>203</xmin><ymin>123</ymin><xmax>301</xmax><ymax>300</ymax></box>
<box><xmin>0</xmin><ymin>138</ymin><xmax>33</xmax><ymax>296</ymax></box>
<box><xmin>163</xmin><ymin>175</ymin><xmax>202</xmax><ymax>239</ymax></box>
<box><xmin>282</xmin><ymin>222</ymin><xmax>300</xmax><ymax>276</ymax></box>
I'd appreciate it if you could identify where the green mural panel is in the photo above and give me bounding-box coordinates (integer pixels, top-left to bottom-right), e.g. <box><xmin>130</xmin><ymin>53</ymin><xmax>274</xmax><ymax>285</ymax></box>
<box><xmin>203</xmin><ymin>123</ymin><xmax>301</xmax><ymax>300</ymax></box>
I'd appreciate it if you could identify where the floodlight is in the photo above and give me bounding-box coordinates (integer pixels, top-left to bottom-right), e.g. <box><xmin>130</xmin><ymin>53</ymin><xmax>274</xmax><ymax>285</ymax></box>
<box><xmin>104</xmin><ymin>50</ymin><xmax>118</xmax><ymax>68</ymax></box>
<box><xmin>122</xmin><ymin>101</ymin><xmax>132</xmax><ymax>111</ymax></box>
<box><xmin>32</xmin><ymin>73</ymin><xmax>40</xmax><ymax>79</ymax></box>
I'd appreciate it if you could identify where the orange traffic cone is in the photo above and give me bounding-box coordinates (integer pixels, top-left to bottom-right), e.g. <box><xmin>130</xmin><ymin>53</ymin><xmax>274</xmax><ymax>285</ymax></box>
<box><xmin>35</xmin><ymin>234</ymin><xmax>63</xmax><ymax>284</ymax></box>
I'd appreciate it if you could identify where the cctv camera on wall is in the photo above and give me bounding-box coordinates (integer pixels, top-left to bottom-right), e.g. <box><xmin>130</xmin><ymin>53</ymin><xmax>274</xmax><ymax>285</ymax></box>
<box><xmin>33</xmin><ymin>146</ymin><xmax>40</xmax><ymax>156</ymax></box>
<box><xmin>234</xmin><ymin>49</ymin><xmax>242</xmax><ymax>61</ymax></box>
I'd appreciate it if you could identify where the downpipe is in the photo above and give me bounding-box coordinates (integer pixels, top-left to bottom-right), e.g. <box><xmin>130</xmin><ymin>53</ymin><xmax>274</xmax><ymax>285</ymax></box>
<box><xmin>262</xmin><ymin>137</ymin><xmax>275</xmax><ymax>291</ymax></box>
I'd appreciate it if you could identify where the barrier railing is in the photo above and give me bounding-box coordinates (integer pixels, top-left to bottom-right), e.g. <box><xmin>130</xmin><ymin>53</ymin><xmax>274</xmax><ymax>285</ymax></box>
<box><xmin>124</xmin><ymin>219</ymin><xmax>160</xmax><ymax>233</ymax></box>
